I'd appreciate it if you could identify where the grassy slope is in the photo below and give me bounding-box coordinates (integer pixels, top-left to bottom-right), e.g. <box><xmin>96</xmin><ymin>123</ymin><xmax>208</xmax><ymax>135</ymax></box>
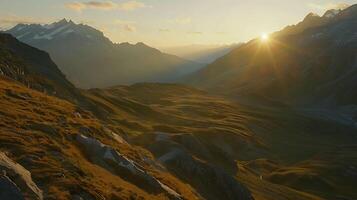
<box><xmin>0</xmin><ymin>77</ymin><xmax>200</xmax><ymax>200</ymax></box>
<box><xmin>2</xmin><ymin>74</ymin><xmax>355</xmax><ymax>199</ymax></box>
<box><xmin>85</xmin><ymin>83</ymin><xmax>357</xmax><ymax>200</ymax></box>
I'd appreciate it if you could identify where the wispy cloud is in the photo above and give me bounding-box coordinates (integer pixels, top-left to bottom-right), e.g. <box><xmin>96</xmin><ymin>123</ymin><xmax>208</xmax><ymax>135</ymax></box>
<box><xmin>113</xmin><ymin>19</ymin><xmax>136</xmax><ymax>32</ymax></box>
<box><xmin>123</xmin><ymin>24</ymin><xmax>136</xmax><ymax>32</ymax></box>
<box><xmin>0</xmin><ymin>15</ymin><xmax>49</xmax><ymax>28</ymax></box>
<box><xmin>117</xmin><ymin>1</ymin><xmax>146</xmax><ymax>11</ymax></box>
<box><xmin>307</xmin><ymin>2</ymin><xmax>350</xmax><ymax>11</ymax></box>
<box><xmin>65</xmin><ymin>1</ymin><xmax>147</xmax><ymax>12</ymax></box>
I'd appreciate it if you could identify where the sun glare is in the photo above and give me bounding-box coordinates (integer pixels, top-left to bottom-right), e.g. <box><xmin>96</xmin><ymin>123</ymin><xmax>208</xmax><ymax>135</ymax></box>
<box><xmin>261</xmin><ymin>33</ymin><xmax>269</xmax><ymax>41</ymax></box>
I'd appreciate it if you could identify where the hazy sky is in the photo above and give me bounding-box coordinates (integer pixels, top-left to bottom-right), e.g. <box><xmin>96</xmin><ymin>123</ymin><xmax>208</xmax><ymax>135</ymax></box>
<box><xmin>0</xmin><ymin>0</ymin><xmax>354</xmax><ymax>47</ymax></box>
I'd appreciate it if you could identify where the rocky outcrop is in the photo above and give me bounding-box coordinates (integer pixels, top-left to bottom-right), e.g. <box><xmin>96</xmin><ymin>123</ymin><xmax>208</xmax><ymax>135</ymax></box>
<box><xmin>76</xmin><ymin>134</ymin><xmax>182</xmax><ymax>200</ymax></box>
<box><xmin>159</xmin><ymin>149</ymin><xmax>254</xmax><ymax>200</ymax></box>
<box><xmin>0</xmin><ymin>152</ymin><xmax>43</xmax><ymax>200</ymax></box>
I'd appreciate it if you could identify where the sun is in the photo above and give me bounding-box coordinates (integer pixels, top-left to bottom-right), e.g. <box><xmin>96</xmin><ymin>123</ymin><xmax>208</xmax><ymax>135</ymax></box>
<box><xmin>261</xmin><ymin>33</ymin><xmax>269</xmax><ymax>41</ymax></box>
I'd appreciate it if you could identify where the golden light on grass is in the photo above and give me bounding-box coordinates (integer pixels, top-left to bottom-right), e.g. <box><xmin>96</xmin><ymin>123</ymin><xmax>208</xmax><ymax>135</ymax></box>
<box><xmin>261</xmin><ymin>33</ymin><xmax>269</xmax><ymax>42</ymax></box>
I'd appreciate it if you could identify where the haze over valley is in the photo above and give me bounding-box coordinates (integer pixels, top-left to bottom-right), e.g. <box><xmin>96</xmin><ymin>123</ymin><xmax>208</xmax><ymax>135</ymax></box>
<box><xmin>0</xmin><ymin>1</ymin><xmax>357</xmax><ymax>200</ymax></box>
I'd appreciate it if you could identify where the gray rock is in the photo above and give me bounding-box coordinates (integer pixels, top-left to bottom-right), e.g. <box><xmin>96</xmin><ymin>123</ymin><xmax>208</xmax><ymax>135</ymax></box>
<box><xmin>0</xmin><ymin>174</ymin><xmax>25</xmax><ymax>200</ymax></box>
<box><xmin>0</xmin><ymin>152</ymin><xmax>43</xmax><ymax>200</ymax></box>
<box><xmin>160</xmin><ymin>149</ymin><xmax>254</xmax><ymax>200</ymax></box>
<box><xmin>76</xmin><ymin>134</ymin><xmax>182</xmax><ymax>200</ymax></box>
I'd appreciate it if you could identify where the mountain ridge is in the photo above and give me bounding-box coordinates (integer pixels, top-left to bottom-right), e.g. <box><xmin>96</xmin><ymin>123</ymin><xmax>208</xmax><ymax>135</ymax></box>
<box><xmin>6</xmin><ymin>19</ymin><xmax>204</xmax><ymax>88</ymax></box>
<box><xmin>186</xmin><ymin>4</ymin><xmax>357</xmax><ymax>108</ymax></box>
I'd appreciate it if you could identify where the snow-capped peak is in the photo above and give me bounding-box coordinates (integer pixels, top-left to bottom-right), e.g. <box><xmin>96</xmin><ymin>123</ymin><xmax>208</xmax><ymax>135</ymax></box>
<box><xmin>6</xmin><ymin>19</ymin><xmax>109</xmax><ymax>43</ymax></box>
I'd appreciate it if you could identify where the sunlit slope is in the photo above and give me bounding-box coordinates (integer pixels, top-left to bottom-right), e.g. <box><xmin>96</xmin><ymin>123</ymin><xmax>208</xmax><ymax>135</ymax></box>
<box><xmin>186</xmin><ymin>5</ymin><xmax>357</xmax><ymax>106</ymax></box>
<box><xmin>0</xmin><ymin>33</ymin><xmax>204</xmax><ymax>199</ymax></box>
<box><xmin>0</xmin><ymin>77</ymin><xmax>204</xmax><ymax>200</ymax></box>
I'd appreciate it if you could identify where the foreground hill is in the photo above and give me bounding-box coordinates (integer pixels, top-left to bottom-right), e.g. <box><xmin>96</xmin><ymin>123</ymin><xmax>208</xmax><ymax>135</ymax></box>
<box><xmin>6</xmin><ymin>19</ymin><xmax>203</xmax><ymax>88</ymax></box>
<box><xmin>0</xmin><ymin>32</ymin><xmax>253</xmax><ymax>200</ymax></box>
<box><xmin>0</xmin><ymin>77</ymin><xmax>210</xmax><ymax>200</ymax></box>
<box><xmin>187</xmin><ymin>5</ymin><xmax>357</xmax><ymax>108</ymax></box>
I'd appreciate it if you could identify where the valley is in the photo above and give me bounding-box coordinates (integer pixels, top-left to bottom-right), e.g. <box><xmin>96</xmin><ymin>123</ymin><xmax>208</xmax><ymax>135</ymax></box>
<box><xmin>0</xmin><ymin>2</ymin><xmax>357</xmax><ymax>200</ymax></box>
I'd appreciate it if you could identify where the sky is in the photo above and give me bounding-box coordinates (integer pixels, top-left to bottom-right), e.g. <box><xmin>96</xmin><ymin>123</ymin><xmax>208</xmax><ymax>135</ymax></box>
<box><xmin>0</xmin><ymin>0</ymin><xmax>355</xmax><ymax>47</ymax></box>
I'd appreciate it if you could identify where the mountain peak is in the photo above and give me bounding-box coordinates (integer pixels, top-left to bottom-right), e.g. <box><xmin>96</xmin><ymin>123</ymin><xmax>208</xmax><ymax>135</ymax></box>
<box><xmin>304</xmin><ymin>12</ymin><xmax>320</xmax><ymax>20</ymax></box>
<box><xmin>55</xmin><ymin>18</ymin><xmax>70</xmax><ymax>26</ymax></box>
<box><xmin>6</xmin><ymin>19</ymin><xmax>112</xmax><ymax>44</ymax></box>
<box><xmin>59</xmin><ymin>18</ymin><xmax>68</xmax><ymax>23</ymax></box>
<box><xmin>135</xmin><ymin>42</ymin><xmax>149</xmax><ymax>47</ymax></box>
<box><xmin>323</xmin><ymin>9</ymin><xmax>341</xmax><ymax>18</ymax></box>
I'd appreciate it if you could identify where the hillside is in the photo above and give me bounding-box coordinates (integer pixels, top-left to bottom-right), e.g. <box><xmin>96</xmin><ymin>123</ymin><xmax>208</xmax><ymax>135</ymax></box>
<box><xmin>186</xmin><ymin>5</ymin><xmax>357</xmax><ymax>107</ymax></box>
<box><xmin>0</xmin><ymin>32</ymin><xmax>253</xmax><ymax>200</ymax></box>
<box><xmin>6</xmin><ymin>19</ymin><xmax>203</xmax><ymax>88</ymax></box>
<box><xmin>0</xmin><ymin>76</ymin><xmax>212</xmax><ymax>200</ymax></box>
<box><xmin>0</xmin><ymin>33</ymin><xmax>83</xmax><ymax>101</ymax></box>
<box><xmin>85</xmin><ymin>83</ymin><xmax>357</xmax><ymax>200</ymax></box>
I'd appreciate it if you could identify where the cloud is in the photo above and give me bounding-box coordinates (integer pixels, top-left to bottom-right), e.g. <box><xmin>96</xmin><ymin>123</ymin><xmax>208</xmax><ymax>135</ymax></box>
<box><xmin>113</xmin><ymin>19</ymin><xmax>136</xmax><ymax>32</ymax></box>
<box><xmin>65</xmin><ymin>1</ymin><xmax>147</xmax><ymax>12</ymax></box>
<box><xmin>117</xmin><ymin>1</ymin><xmax>146</xmax><ymax>11</ymax></box>
<box><xmin>308</xmin><ymin>2</ymin><xmax>350</xmax><ymax>11</ymax></box>
<box><xmin>123</xmin><ymin>24</ymin><xmax>136</xmax><ymax>32</ymax></box>
<box><xmin>0</xmin><ymin>15</ymin><xmax>49</xmax><ymax>28</ymax></box>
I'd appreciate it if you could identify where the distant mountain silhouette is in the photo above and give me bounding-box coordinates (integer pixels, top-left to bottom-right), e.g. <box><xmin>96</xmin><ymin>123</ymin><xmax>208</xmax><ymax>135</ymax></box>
<box><xmin>162</xmin><ymin>44</ymin><xmax>242</xmax><ymax>64</ymax></box>
<box><xmin>187</xmin><ymin>5</ymin><xmax>357</xmax><ymax>107</ymax></box>
<box><xmin>7</xmin><ymin>19</ymin><xmax>203</xmax><ymax>88</ymax></box>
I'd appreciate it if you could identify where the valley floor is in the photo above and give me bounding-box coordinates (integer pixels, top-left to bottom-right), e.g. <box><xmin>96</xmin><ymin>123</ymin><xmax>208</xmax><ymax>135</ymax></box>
<box><xmin>1</xmin><ymin>78</ymin><xmax>357</xmax><ymax>200</ymax></box>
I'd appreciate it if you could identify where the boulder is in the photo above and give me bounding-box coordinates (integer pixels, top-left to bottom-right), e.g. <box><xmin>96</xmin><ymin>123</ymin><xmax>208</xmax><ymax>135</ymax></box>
<box><xmin>0</xmin><ymin>174</ymin><xmax>25</xmax><ymax>200</ymax></box>
<box><xmin>0</xmin><ymin>152</ymin><xmax>43</xmax><ymax>200</ymax></box>
<box><xmin>76</xmin><ymin>134</ymin><xmax>182</xmax><ymax>199</ymax></box>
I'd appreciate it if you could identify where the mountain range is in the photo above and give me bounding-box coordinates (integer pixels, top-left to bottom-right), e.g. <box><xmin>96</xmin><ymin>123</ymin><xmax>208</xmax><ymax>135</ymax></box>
<box><xmin>187</xmin><ymin>6</ymin><xmax>357</xmax><ymax>109</ymax></box>
<box><xmin>6</xmin><ymin>19</ymin><xmax>203</xmax><ymax>88</ymax></box>
<box><xmin>1</xmin><ymin>4</ymin><xmax>357</xmax><ymax>200</ymax></box>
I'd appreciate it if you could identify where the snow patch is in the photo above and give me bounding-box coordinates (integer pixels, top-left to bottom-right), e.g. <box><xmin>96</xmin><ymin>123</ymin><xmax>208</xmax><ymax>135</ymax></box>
<box><xmin>17</xmin><ymin>32</ymin><xmax>31</xmax><ymax>39</ymax></box>
<box><xmin>16</xmin><ymin>26</ymin><xmax>25</xmax><ymax>31</ymax></box>
<box><xmin>33</xmin><ymin>23</ymin><xmax>71</xmax><ymax>40</ymax></box>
